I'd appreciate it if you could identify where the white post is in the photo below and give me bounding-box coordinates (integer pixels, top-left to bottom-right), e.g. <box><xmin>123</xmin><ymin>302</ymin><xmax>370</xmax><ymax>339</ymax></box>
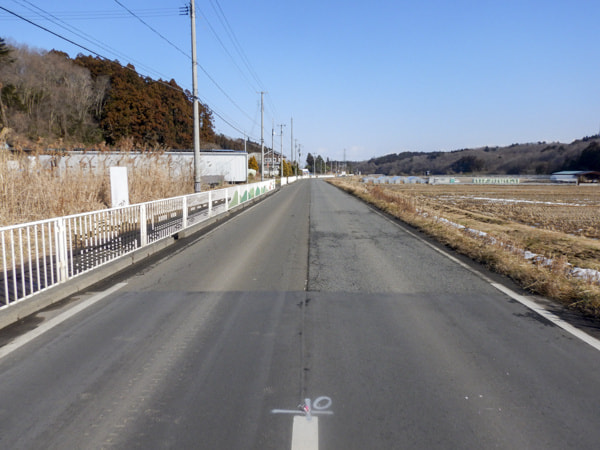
<box><xmin>182</xmin><ymin>196</ymin><xmax>188</xmax><ymax>228</ymax></box>
<box><xmin>139</xmin><ymin>205</ymin><xmax>147</xmax><ymax>247</ymax></box>
<box><xmin>56</xmin><ymin>218</ymin><xmax>68</xmax><ymax>282</ymax></box>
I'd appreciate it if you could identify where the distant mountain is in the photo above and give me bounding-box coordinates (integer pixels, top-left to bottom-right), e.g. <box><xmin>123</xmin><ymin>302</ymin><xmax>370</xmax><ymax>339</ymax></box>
<box><xmin>352</xmin><ymin>136</ymin><xmax>600</xmax><ymax>175</ymax></box>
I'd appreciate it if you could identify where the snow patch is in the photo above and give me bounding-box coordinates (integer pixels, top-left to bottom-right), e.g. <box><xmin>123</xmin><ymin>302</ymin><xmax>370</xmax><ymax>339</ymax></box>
<box><xmin>430</xmin><ymin>214</ymin><xmax>599</xmax><ymax>283</ymax></box>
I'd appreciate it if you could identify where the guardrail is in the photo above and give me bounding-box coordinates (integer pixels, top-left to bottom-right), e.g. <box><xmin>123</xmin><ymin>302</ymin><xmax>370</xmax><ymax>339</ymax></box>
<box><xmin>0</xmin><ymin>180</ymin><xmax>276</xmax><ymax>308</ymax></box>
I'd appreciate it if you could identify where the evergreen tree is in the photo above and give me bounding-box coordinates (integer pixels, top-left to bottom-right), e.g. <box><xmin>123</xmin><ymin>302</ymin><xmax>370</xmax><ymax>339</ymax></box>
<box><xmin>0</xmin><ymin>38</ymin><xmax>13</xmax><ymax>128</ymax></box>
<box><xmin>0</xmin><ymin>38</ymin><xmax>11</xmax><ymax>62</ymax></box>
<box><xmin>306</xmin><ymin>153</ymin><xmax>314</xmax><ymax>172</ymax></box>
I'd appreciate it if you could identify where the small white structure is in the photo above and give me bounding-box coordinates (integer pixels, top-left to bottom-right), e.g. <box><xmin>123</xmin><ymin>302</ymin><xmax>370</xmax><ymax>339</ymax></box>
<box><xmin>110</xmin><ymin>166</ymin><xmax>129</xmax><ymax>208</ymax></box>
<box><xmin>200</xmin><ymin>150</ymin><xmax>248</xmax><ymax>184</ymax></box>
<box><xmin>430</xmin><ymin>177</ymin><xmax>459</xmax><ymax>185</ymax></box>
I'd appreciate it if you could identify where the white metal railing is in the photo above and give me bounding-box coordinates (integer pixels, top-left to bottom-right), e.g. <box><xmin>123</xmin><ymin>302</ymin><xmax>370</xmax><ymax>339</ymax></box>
<box><xmin>0</xmin><ymin>180</ymin><xmax>276</xmax><ymax>307</ymax></box>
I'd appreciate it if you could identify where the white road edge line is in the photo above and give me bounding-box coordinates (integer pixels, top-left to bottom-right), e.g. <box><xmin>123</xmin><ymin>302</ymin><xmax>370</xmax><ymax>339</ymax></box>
<box><xmin>0</xmin><ymin>282</ymin><xmax>127</xmax><ymax>361</ymax></box>
<box><xmin>490</xmin><ymin>282</ymin><xmax>600</xmax><ymax>352</ymax></box>
<box><xmin>292</xmin><ymin>416</ymin><xmax>319</xmax><ymax>450</ymax></box>
<box><xmin>369</xmin><ymin>205</ymin><xmax>600</xmax><ymax>352</ymax></box>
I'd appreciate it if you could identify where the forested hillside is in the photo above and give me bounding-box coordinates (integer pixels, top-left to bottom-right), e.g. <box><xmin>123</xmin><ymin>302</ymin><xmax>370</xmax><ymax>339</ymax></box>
<box><xmin>352</xmin><ymin>137</ymin><xmax>600</xmax><ymax>175</ymax></box>
<box><xmin>0</xmin><ymin>39</ymin><xmax>216</xmax><ymax>149</ymax></box>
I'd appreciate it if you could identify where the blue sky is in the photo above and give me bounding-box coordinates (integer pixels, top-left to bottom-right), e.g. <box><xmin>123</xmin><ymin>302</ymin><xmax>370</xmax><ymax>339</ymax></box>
<box><xmin>1</xmin><ymin>0</ymin><xmax>599</xmax><ymax>162</ymax></box>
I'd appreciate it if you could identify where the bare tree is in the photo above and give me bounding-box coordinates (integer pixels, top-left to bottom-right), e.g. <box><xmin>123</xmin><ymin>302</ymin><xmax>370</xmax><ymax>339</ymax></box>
<box><xmin>0</xmin><ymin>45</ymin><xmax>103</xmax><ymax>142</ymax></box>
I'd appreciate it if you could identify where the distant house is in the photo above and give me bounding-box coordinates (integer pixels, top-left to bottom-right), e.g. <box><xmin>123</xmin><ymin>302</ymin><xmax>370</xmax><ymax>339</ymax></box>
<box><xmin>550</xmin><ymin>171</ymin><xmax>600</xmax><ymax>184</ymax></box>
<box><xmin>248</xmin><ymin>150</ymin><xmax>283</xmax><ymax>177</ymax></box>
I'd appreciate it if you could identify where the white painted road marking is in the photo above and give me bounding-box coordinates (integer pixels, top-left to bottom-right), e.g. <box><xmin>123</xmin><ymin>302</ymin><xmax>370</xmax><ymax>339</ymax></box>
<box><xmin>292</xmin><ymin>415</ymin><xmax>319</xmax><ymax>450</ymax></box>
<box><xmin>0</xmin><ymin>282</ymin><xmax>127</xmax><ymax>361</ymax></box>
<box><xmin>371</xmin><ymin>206</ymin><xmax>600</xmax><ymax>353</ymax></box>
<box><xmin>272</xmin><ymin>396</ymin><xmax>333</xmax><ymax>450</ymax></box>
<box><xmin>491</xmin><ymin>283</ymin><xmax>600</xmax><ymax>352</ymax></box>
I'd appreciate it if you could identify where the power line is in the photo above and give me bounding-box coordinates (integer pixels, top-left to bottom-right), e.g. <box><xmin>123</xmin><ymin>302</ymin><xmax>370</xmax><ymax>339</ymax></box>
<box><xmin>1</xmin><ymin>5</ymin><xmax>105</xmax><ymax>62</ymax></box>
<box><xmin>11</xmin><ymin>0</ymin><xmax>169</xmax><ymax>82</ymax></box>
<box><xmin>0</xmin><ymin>8</ymin><xmax>179</xmax><ymax>21</ymax></box>
<box><xmin>209</xmin><ymin>0</ymin><xmax>265</xmax><ymax>91</ymax></box>
<box><xmin>197</xmin><ymin>5</ymin><xmax>259</xmax><ymax>93</ymax></box>
<box><xmin>113</xmin><ymin>0</ymin><xmax>189</xmax><ymax>60</ymax></box>
<box><xmin>0</xmin><ymin>6</ymin><xmax>199</xmax><ymax>110</ymax></box>
<box><xmin>209</xmin><ymin>0</ymin><xmax>279</xmax><ymax>122</ymax></box>
<box><xmin>115</xmin><ymin>0</ymin><xmax>257</xmax><ymax>127</ymax></box>
<box><xmin>1</xmin><ymin>3</ymin><xmax>263</xmax><ymax>141</ymax></box>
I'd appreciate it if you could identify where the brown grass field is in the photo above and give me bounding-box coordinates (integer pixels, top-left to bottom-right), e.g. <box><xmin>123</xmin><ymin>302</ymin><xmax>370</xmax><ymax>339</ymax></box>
<box><xmin>329</xmin><ymin>178</ymin><xmax>600</xmax><ymax>318</ymax></box>
<box><xmin>0</xmin><ymin>150</ymin><xmax>199</xmax><ymax>227</ymax></box>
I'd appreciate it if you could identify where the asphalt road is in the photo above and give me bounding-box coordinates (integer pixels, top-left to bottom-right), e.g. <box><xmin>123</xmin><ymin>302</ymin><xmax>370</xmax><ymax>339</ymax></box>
<box><xmin>1</xmin><ymin>179</ymin><xmax>600</xmax><ymax>449</ymax></box>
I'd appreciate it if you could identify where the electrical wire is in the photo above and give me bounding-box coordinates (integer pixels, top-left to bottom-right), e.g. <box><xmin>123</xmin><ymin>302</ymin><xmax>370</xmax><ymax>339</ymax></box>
<box><xmin>114</xmin><ymin>0</ymin><xmax>258</xmax><ymax>127</ymax></box>
<box><xmin>10</xmin><ymin>0</ymin><xmax>170</xmax><ymax>83</ymax></box>
<box><xmin>206</xmin><ymin>0</ymin><xmax>280</xmax><ymax>121</ymax></box>
<box><xmin>197</xmin><ymin>5</ymin><xmax>258</xmax><ymax>93</ymax></box>
<box><xmin>209</xmin><ymin>0</ymin><xmax>265</xmax><ymax>91</ymax></box>
<box><xmin>113</xmin><ymin>0</ymin><xmax>189</xmax><ymax>60</ymax></box>
<box><xmin>1</xmin><ymin>3</ymin><xmax>264</xmax><ymax>141</ymax></box>
<box><xmin>0</xmin><ymin>8</ymin><xmax>179</xmax><ymax>20</ymax></box>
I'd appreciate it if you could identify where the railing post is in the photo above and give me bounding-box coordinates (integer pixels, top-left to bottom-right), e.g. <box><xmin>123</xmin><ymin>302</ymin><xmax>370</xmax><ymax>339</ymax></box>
<box><xmin>182</xmin><ymin>196</ymin><xmax>188</xmax><ymax>229</ymax></box>
<box><xmin>208</xmin><ymin>191</ymin><xmax>212</xmax><ymax>217</ymax></box>
<box><xmin>56</xmin><ymin>218</ymin><xmax>68</xmax><ymax>282</ymax></box>
<box><xmin>139</xmin><ymin>204</ymin><xmax>147</xmax><ymax>247</ymax></box>
<box><xmin>225</xmin><ymin>187</ymin><xmax>229</xmax><ymax>211</ymax></box>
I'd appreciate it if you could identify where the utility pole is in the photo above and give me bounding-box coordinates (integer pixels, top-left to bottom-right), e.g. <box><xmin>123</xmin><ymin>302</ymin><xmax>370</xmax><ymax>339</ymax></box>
<box><xmin>294</xmin><ymin>139</ymin><xmax>298</xmax><ymax>176</ymax></box>
<box><xmin>260</xmin><ymin>91</ymin><xmax>265</xmax><ymax>181</ymax></box>
<box><xmin>279</xmin><ymin>124</ymin><xmax>286</xmax><ymax>177</ymax></box>
<box><xmin>290</xmin><ymin>117</ymin><xmax>293</xmax><ymax>180</ymax></box>
<box><xmin>271</xmin><ymin>120</ymin><xmax>275</xmax><ymax>178</ymax></box>
<box><xmin>190</xmin><ymin>0</ymin><xmax>201</xmax><ymax>192</ymax></box>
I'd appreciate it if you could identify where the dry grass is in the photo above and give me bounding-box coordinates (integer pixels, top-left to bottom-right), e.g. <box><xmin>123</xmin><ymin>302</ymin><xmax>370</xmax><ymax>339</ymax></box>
<box><xmin>330</xmin><ymin>178</ymin><xmax>600</xmax><ymax>318</ymax></box>
<box><xmin>0</xmin><ymin>150</ymin><xmax>197</xmax><ymax>227</ymax></box>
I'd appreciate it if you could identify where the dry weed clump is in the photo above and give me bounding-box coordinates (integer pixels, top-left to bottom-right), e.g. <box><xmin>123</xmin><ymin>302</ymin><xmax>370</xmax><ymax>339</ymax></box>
<box><xmin>0</xmin><ymin>151</ymin><xmax>107</xmax><ymax>225</ymax></box>
<box><xmin>329</xmin><ymin>178</ymin><xmax>600</xmax><ymax>318</ymax></box>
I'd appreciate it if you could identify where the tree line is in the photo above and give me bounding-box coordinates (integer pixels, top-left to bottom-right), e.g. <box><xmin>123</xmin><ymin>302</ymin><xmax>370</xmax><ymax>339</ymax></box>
<box><xmin>0</xmin><ymin>39</ymin><xmax>216</xmax><ymax>149</ymax></box>
<box><xmin>305</xmin><ymin>153</ymin><xmax>350</xmax><ymax>174</ymax></box>
<box><xmin>352</xmin><ymin>138</ymin><xmax>600</xmax><ymax>176</ymax></box>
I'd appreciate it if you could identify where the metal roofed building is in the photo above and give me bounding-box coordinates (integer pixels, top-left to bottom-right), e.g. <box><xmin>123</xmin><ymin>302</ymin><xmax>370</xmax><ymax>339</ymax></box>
<box><xmin>550</xmin><ymin>171</ymin><xmax>600</xmax><ymax>184</ymax></box>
